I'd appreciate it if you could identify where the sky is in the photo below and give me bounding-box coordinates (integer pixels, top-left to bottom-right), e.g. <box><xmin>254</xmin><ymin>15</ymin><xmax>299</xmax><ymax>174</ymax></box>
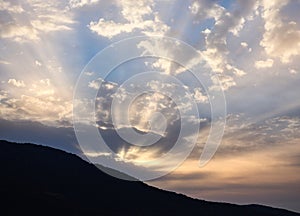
<box><xmin>1</xmin><ymin>0</ymin><xmax>300</xmax><ymax>213</ymax></box>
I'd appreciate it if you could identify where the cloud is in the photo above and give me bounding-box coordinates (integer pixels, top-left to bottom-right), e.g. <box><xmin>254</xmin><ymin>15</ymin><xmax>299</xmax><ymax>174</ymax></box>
<box><xmin>193</xmin><ymin>88</ymin><xmax>208</xmax><ymax>103</ymax></box>
<box><xmin>0</xmin><ymin>0</ymin><xmax>75</xmax><ymax>42</ymax></box>
<box><xmin>254</xmin><ymin>58</ymin><xmax>274</xmax><ymax>69</ymax></box>
<box><xmin>84</xmin><ymin>71</ymin><xmax>94</xmax><ymax>76</ymax></box>
<box><xmin>88</xmin><ymin>78</ymin><xmax>103</xmax><ymax>90</ymax></box>
<box><xmin>188</xmin><ymin>0</ymin><xmax>259</xmax><ymax>90</ymax></box>
<box><xmin>35</xmin><ymin>60</ymin><xmax>42</xmax><ymax>66</ymax></box>
<box><xmin>90</xmin><ymin>78</ymin><xmax>189</xmax><ymax>134</ymax></box>
<box><xmin>240</xmin><ymin>42</ymin><xmax>248</xmax><ymax>48</ymax></box>
<box><xmin>240</xmin><ymin>42</ymin><xmax>252</xmax><ymax>52</ymax></box>
<box><xmin>289</xmin><ymin>68</ymin><xmax>298</xmax><ymax>74</ymax></box>
<box><xmin>88</xmin><ymin>78</ymin><xmax>117</xmax><ymax>91</ymax></box>
<box><xmin>0</xmin><ymin>90</ymin><xmax>8</xmax><ymax>101</ymax></box>
<box><xmin>209</xmin><ymin>74</ymin><xmax>236</xmax><ymax>91</ymax></box>
<box><xmin>88</xmin><ymin>0</ymin><xmax>169</xmax><ymax>38</ymax></box>
<box><xmin>260</xmin><ymin>0</ymin><xmax>300</xmax><ymax>63</ymax></box>
<box><xmin>7</xmin><ymin>79</ymin><xmax>26</xmax><ymax>88</ymax></box>
<box><xmin>0</xmin><ymin>23</ymin><xmax>39</xmax><ymax>42</ymax></box>
<box><xmin>0</xmin><ymin>94</ymin><xmax>73</xmax><ymax>126</ymax></box>
<box><xmin>0</xmin><ymin>60</ymin><xmax>11</xmax><ymax>65</ymax></box>
<box><xmin>85</xmin><ymin>151</ymin><xmax>111</xmax><ymax>157</ymax></box>
<box><xmin>0</xmin><ymin>1</ymin><xmax>24</xmax><ymax>13</ymax></box>
<box><xmin>150</xmin><ymin>114</ymin><xmax>300</xmax><ymax>212</ymax></box>
<box><xmin>69</xmin><ymin>0</ymin><xmax>100</xmax><ymax>8</ymax></box>
<box><xmin>151</xmin><ymin>58</ymin><xmax>173</xmax><ymax>75</ymax></box>
<box><xmin>189</xmin><ymin>0</ymin><xmax>224</xmax><ymax>21</ymax></box>
<box><xmin>1</xmin><ymin>78</ymin><xmax>73</xmax><ymax>126</ymax></box>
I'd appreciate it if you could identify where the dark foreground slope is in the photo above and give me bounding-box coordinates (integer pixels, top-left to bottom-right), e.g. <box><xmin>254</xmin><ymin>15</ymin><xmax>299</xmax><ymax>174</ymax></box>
<box><xmin>0</xmin><ymin>140</ymin><xmax>299</xmax><ymax>216</ymax></box>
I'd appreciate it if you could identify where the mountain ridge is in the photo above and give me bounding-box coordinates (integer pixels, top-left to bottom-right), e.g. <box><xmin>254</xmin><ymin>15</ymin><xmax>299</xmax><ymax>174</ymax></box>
<box><xmin>0</xmin><ymin>140</ymin><xmax>299</xmax><ymax>216</ymax></box>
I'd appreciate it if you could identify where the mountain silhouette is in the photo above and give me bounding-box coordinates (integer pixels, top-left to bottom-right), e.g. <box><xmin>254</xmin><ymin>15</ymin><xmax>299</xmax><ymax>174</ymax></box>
<box><xmin>0</xmin><ymin>140</ymin><xmax>299</xmax><ymax>216</ymax></box>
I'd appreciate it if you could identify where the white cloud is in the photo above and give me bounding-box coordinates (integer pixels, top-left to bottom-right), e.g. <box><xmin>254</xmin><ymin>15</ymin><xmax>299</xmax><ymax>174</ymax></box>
<box><xmin>88</xmin><ymin>0</ymin><xmax>169</xmax><ymax>38</ymax></box>
<box><xmin>89</xmin><ymin>19</ymin><xmax>138</xmax><ymax>39</ymax></box>
<box><xmin>7</xmin><ymin>79</ymin><xmax>26</xmax><ymax>88</ymax></box>
<box><xmin>209</xmin><ymin>74</ymin><xmax>236</xmax><ymax>91</ymax></box>
<box><xmin>84</xmin><ymin>151</ymin><xmax>111</xmax><ymax>157</ymax></box>
<box><xmin>0</xmin><ymin>1</ymin><xmax>24</xmax><ymax>13</ymax></box>
<box><xmin>119</xmin><ymin>0</ymin><xmax>153</xmax><ymax>23</ymax></box>
<box><xmin>241</xmin><ymin>42</ymin><xmax>252</xmax><ymax>52</ymax></box>
<box><xmin>189</xmin><ymin>1</ymin><xmax>200</xmax><ymax>15</ymax></box>
<box><xmin>202</xmin><ymin>28</ymin><xmax>211</xmax><ymax>34</ymax></box>
<box><xmin>0</xmin><ymin>0</ymin><xmax>75</xmax><ymax>42</ymax></box>
<box><xmin>35</xmin><ymin>60</ymin><xmax>42</xmax><ymax>66</ymax></box>
<box><xmin>0</xmin><ymin>89</ymin><xmax>73</xmax><ymax>126</ymax></box>
<box><xmin>189</xmin><ymin>0</ymin><xmax>224</xmax><ymax>21</ymax></box>
<box><xmin>0</xmin><ymin>60</ymin><xmax>10</xmax><ymax>65</ymax></box>
<box><xmin>289</xmin><ymin>68</ymin><xmax>298</xmax><ymax>74</ymax></box>
<box><xmin>88</xmin><ymin>81</ymin><xmax>100</xmax><ymax>90</ymax></box>
<box><xmin>5</xmin><ymin>79</ymin><xmax>60</xmax><ymax>125</ymax></box>
<box><xmin>88</xmin><ymin>78</ymin><xmax>104</xmax><ymax>90</ymax></box>
<box><xmin>193</xmin><ymin>88</ymin><xmax>208</xmax><ymax>103</ymax></box>
<box><xmin>241</xmin><ymin>42</ymin><xmax>248</xmax><ymax>48</ymax></box>
<box><xmin>84</xmin><ymin>71</ymin><xmax>94</xmax><ymax>76</ymax></box>
<box><xmin>152</xmin><ymin>58</ymin><xmax>173</xmax><ymax>74</ymax></box>
<box><xmin>0</xmin><ymin>90</ymin><xmax>8</xmax><ymax>101</ymax></box>
<box><xmin>195</xmin><ymin>0</ymin><xmax>258</xmax><ymax>90</ymax></box>
<box><xmin>260</xmin><ymin>0</ymin><xmax>300</xmax><ymax>63</ymax></box>
<box><xmin>0</xmin><ymin>24</ymin><xmax>39</xmax><ymax>42</ymax></box>
<box><xmin>254</xmin><ymin>58</ymin><xmax>274</xmax><ymax>69</ymax></box>
<box><xmin>69</xmin><ymin>0</ymin><xmax>100</xmax><ymax>8</ymax></box>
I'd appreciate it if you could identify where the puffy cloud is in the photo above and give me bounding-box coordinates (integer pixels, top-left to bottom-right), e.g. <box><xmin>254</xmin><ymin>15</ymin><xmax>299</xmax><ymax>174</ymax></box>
<box><xmin>0</xmin><ymin>90</ymin><xmax>8</xmax><ymax>101</ymax></box>
<box><xmin>151</xmin><ymin>58</ymin><xmax>173</xmax><ymax>75</ymax></box>
<box><xmin>35</xmin><ymin>60</ymin><xmax>42</xmax><ymax>66</ymax></box>
<box><xmin>0</xmin><ymin>1</ymin><xmax>24</xmax><ymax>13</ymax></box>
<box><xmin>1</xmin><ymin>78</ymin><xmax>73</xmax><ymax>126</ymax></box>
<box><xmin>209</xmin><ymin>74</ymin><xmax>236</xmax><ymax>91</ymax></box>
<box><xmin>0</xmin><ymin>0</ymin><xmax>75</xmax><ymax>42</ymax></box>
<box><xmin>289</xmin><ymin>68</ymin><xmax>298</xmax><ymax>75</ymax></box>
<box><xmin>0</xmin><ymin>93</ymin><xmax>73</xmax><ymax>126</ymax></box>
<box><xmin>187</xmin><ymin>0</ymin><xmax>259</xmax><ymax>90</ymax></box>
<box><xmin>7</xmin><ymin>79</ymin><xmax>26</xmax><ymax>88</ymax></box>
<box><xmin>88</xmin><ymin>0</ymin><xmax>169</xmax><ymax>38</ymax></box>
<box><xmin>69</xmin><ymin>0</ymin><xmax>100</xmax><ymax>8</ymax></box>
<box><xmin>0</xmin><ymin>23</ymin><xmax>39</xmax><ymax>42</ymax></box>
<box><xmin>193</xmin><ymin>88</ymin><xmax>208</xmax><ymax>103</ymax></box>
<box><xmin>88</xmin><ymin>78</ymin><xmax>117</xmax><ymax>90</ymax></box>
<box><xmin>240</xmin><ymin>42</ymin><xmax>248</xmax><ymax>48</ymax></box>
<box><xmin>254</xmin><ymin>58</ymin><xmax>274</xmax><ymax>69</ymax></box>
<box><xmin>189</xmin><ymin>1</ymin><xmax>200</xmax><ymax>15</ymax></box>
<box><xmin>119</xmin><ymin>0</ymin><xmax>153</xmax><ymax>23</ymax></box>
<box><xmin>89</xmin><ymin>19</ymin><xmax>139</xmax><ymax>39</ymax></box>
<box><xmin>88</xmin><ymin>78</ymin><xmax>103</xmax><ymax>90</ymax></box>
<box><xmin>92</xmin><ymin>79</ymin><xmax>188</xmax><ymax>134</ymax></box>
<box><xmin>200</xmin><ymin>0</ymin><xmax>258</xmax><ymax>74</ymax></box>
<box><xmin>260</xmin><ymin>0</ymin><xmax>300</xmax><ymax>63</ymax></box>
<box><xmin>189</xmin><ymin>0</ymin><xmax>224</xmax><ymax>21</ymax></box>
<box><xmin>240</xmin><ymin>42</ymin><xmax>252</xmax><ymax>52</ymax></box>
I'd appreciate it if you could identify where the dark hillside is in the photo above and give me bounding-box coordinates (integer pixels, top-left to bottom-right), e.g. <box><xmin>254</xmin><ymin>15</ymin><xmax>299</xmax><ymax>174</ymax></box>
<box><xmin>0</xmin><ymin>140</ymin><xmax>299</xmax><ymax>216</ymax></box>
